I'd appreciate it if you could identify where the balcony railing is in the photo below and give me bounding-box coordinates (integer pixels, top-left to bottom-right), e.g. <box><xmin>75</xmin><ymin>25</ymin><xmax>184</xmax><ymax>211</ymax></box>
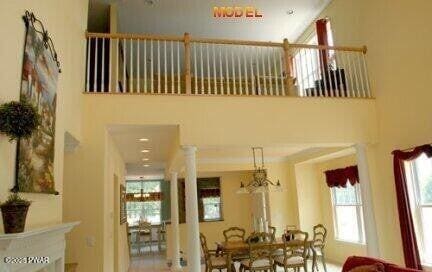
<box><xmin>85</xmin><ymin>32</ymin><xmax>371</xmax><ymax>98</ymax></box>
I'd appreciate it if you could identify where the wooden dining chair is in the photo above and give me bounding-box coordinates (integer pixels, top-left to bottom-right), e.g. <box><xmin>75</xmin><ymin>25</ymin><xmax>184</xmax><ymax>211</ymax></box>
<box><xmin>311</xmin><ymin>224</ymin><xmax>328</xmax><ymax>272</ymax></box>
<box><xmin>223</xmin><ymin>227</ymin><xmax>246</xmax><ymax>242</ymax></box>
<box><xmin>200</xmin><ymin>233</ymin><xmax>234</xmax><ymax>272</ymax></box>
<box><xmin>137</xmin><ymin>221</ymin><xmax>152</xmax><ymax>254</ymax></box>
<box><xmin>157</xmin><ymin>221</ymin><xmax>167</xmax><ymax>251</ymax></box>
<box><xmin>273</xmin><ymin>230</ymin><xmax>309</xmax><ymax>272</ymax></box>
<box><xmin>240</xmin><ymin>232</ymin><xmax>275</xmax><ymax>272</ymax></box>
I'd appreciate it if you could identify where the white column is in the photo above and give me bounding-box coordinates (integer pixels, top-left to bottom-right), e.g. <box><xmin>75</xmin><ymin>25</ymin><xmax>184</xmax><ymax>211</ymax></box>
<box><xmin>355</xmin><ymin>143</ymin><xmax>381</xmax><ymax>257</ymax></box>
<box><xmin>182</xmin><ymin>146</ymin><xmax>201</xmax><ymax>272</ymax></box>
<box><xmin>170</xmin><ymin>171</ymin><xmax>181</xmax><ymax>271</ymax></box>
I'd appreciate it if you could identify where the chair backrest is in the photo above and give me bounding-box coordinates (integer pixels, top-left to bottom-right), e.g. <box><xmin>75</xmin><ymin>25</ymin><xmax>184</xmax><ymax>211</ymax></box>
<box><xmin>268</xmin><ymin>225</ymin><xmax>276</xmax><ymax>241</ymax></box>
<box><xmin>313</xmin><ymin>224</ymin><xmax>327</xmax><ymax>250</ymax></box>
<box><xmin>223</xmin><ymin>227</ymin><xmax>246</xmax><ymax>242</ymax></box>
<box><xmin>283</xmin><ymin>230</ymin><xmax>309</xmax><ymax>261</ymax></box>
<box><xmin>246</xmin><ymin>232</ymin><xmax>274</xmax><ymax>269</ymax></box>
<box><xmin>199</xmin><ymin>233</ymin><xmax>210</xmax><ymax>263</ymax></box>
<box><xmin>138</xmin><ymin>220</ymin><xmax>152</xmax><ymax>232</ymax></box>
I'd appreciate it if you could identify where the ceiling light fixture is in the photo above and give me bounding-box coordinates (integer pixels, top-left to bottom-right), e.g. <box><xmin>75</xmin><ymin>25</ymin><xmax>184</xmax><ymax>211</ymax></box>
<box><xmin>143</xmin><ymin>164</ymin><xmax>150</xmax><ymax>167</ymax></box>
<box><xmin>142</xmin><ymin>158</ymin><xmax>150</xmax><ymax>161</ymax></box>
<box><xmin>141</xmin><ymin>149</ymin><xmax>150</xmax><ymax>153</ymax></box>
<box><xmin>139</xmin><ymin>138</ymin><xmax>149</xmax><ymax>142</ymax></box>
<box><xmin>237</xmin><ymin>147</ymin><xmax>282</xmax><ymax>194</ymax></box>
<box><xmin>287</xmin><ymin>10</ymin><xmax>294</xmax><ymax>15</ymax></box>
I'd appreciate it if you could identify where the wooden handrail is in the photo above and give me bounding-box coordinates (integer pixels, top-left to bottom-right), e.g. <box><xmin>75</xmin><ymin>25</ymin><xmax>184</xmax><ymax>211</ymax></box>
<box><xmin>289</xmin><ymin>43</ymin><xmax>367</xmax><ymax>53</ymax></box>
<box><xmin>86</xmin><ymin>31</ymin><xmax>366</xmax><ymax>53</ymax></box>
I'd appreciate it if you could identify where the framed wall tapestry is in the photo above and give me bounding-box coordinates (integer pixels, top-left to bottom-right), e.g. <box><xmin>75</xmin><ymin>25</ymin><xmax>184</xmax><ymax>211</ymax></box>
<box><xmin>14</xmin><ymin>11</ymin><xmax>61</xmax><ymax>194</ymax></box>
<box><xmin>120</xmin><ymin>184</ymin><xmax>127</xmax><ymax>224</ymax></box>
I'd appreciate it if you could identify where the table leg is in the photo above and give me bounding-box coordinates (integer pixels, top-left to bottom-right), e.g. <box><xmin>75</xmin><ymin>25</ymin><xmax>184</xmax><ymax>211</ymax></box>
<box><xmin>227</xmin><ymin>252</ymin><xmax>232</xmax><ymax>272</ymax></box>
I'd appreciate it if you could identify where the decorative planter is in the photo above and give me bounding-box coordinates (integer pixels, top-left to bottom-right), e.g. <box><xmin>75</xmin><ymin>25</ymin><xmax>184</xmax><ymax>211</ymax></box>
<box><xmin>1</xmin><ymin>203</ymin><xmax>30</xmax><ymax>233</ymax></box>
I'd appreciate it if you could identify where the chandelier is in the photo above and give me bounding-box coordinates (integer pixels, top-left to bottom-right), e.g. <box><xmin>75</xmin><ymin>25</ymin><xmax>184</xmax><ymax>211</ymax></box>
<box><xmin>237</xmin><ymin>147</ymin><xmax>282</xmax><ymax>194</ymax></box>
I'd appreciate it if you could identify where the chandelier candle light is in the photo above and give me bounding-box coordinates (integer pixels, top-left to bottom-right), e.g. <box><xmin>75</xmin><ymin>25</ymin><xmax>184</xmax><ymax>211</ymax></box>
<box><xmin>237</xmin><ymin>147</ymin><xmax>283</xmax><ymax>194</ymax></box>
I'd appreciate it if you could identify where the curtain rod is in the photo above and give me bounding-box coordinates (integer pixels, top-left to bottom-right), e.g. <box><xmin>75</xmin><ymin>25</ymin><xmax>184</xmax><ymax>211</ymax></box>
<box><xmin>398</xmin><ymin>142</ymin><xmax>432</xmax><ymax>152</ymax></box>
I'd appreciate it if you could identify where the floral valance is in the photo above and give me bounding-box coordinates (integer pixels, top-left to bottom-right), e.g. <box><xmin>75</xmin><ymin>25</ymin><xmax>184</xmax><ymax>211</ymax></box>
<box><xmin>199</xmin><ymin>188</ymin><xmax>221</xmax><ymax>198</ymax></box>
<box><xmin>125</xmin><ymin>192</ymin><xmax>163</xmax><ymax>202</ymax></box>
<box><xmin>324</xmin><ymin>165</ymin><xmax>359</xmax><ymax>188</ymax></box>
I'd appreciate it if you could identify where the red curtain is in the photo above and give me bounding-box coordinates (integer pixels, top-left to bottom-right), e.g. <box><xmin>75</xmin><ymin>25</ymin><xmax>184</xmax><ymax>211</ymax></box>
<box><xmin>392</xmin><ymin>144</ymin><xmax>432</xmax><ymax>270</ymax></box>
<box><xmin>316</xmin><ymin>18</ymin><xmax>329</xmax><ymax>70</ymax></box>
<box><xmin>324</xmin><ymin>165</ymin><xmax>359</xmax><ymax>188</ymax></box>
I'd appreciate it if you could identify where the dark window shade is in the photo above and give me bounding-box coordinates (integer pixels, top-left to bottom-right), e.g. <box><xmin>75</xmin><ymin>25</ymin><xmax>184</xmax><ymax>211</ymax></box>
<box><xmin>177</xmin><ymin>177</ymin><xmax>222</xmax><ymax>223</ymax></box>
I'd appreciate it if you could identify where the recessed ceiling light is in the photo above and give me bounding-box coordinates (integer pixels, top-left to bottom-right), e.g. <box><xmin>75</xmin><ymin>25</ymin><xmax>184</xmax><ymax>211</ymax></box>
<box><xmin>141</xmin><ymin>149</ymin><xmax>150</xmax><ymax>153</ymax></box>
<box><xmin>143</xmin><ymin>164</ymin><xmax>150</xmax><ymax>167</ymax></box>
<box><xmin>142</xmin><ymin>158</ymin><xmax>150</xmax><ymax>161</ymax></box>
<box><xmin>139</xmin><ymin>138</ymin><xmax>149</xmax><ymax>142</ymax></box>
<box><xmin>287</xmin><ymin>10</ymin><xmax>294</xmax><ymax>15</ymax></box>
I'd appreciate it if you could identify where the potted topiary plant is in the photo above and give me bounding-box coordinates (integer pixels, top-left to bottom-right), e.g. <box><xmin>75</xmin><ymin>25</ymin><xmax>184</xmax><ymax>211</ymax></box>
<box><xmin>0</xmin><ymin>193</ymin><xmax>31</xmax><ymax>233</ymax></box>
<box><xmin>0</xmin><ymin>100</ymin><xmax>40</xmax><ymax>233</ymax></box>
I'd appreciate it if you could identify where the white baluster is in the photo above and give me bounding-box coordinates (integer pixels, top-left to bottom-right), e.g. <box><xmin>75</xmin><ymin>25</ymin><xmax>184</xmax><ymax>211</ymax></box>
<box><xmin>200</xmin><ymin>43</ymin><xmax>204</xmax><ymax>94</ymax></box>
<box><xmin>116</xmin><ymin>39</ymin><xmax>119</xmax><ymax>93</ymax></box>
<box><xmin>171</xmin><ymin>41</ymin><xmax>174</xmax><ymax>94</ymax></box>
<box><xmin>137</xmin><ymin>39</ymin><xmax>140</xmax><ymax>93</ymax></box>
<box><xmin>335</xmin><ymin>51</ymin><xmax>344</xmax><ymax>97</ymax></box>
<box><xmin>231</xmin><ymin>49</ymin><xmax>236</xmax><ymax>95</ymax></box>
<box><xmin>356</xmin><ymin>53</ymin><xmax>366</xmax><ymax>97</ymax></box>
<box><xmin>212</xmin><ymin>44</ymin><xmax>217</xmax><ymax>95</ymax></box>
<box><xmin>150</xmin><ymin>39</ymin><xmax>154</xmax><ymax>93</ymax></box>
<box><xmin>123</xmin><ymin>39</ymin><xmax>126</xmax><ymax>92</ymax></box>
<box><xmin>219</xmin><ymin>45</ymin><xmax>224</xmax><ymax>95</ymax></box>
<box><xmin>266</xmin><ymin>48</ymin><xmax>273</xmax><ymax>95</ymax></box>
<box><xmin>206</xmin><ymin>44</ymin><xmax>211</xmax><ymax>94</ymax></box>
<box><xmin>144</xmin><ymin>39</ymin><xmax>147</xmax><ymax>93</ymax></box>
<box><xmin>278</xmin><ymin>49</ymin><xmax>285</xmax><ymax>96</ymax></box>
<box><xmin>331</xmin><ymin>52</ymin><xmax>339</xmax><ymax>97</ymax></box>
<box><xmin>298</xmin><ymin>49</ymin><xmax>306</xmax><ymax>96</ymax></box>
<box><xmin>244</xmin><ymin>46</ymin><xmax>249</xmax><ymax>95</ymax></box>
<box><xmin>255</xmin><ymin>47</ymin><xmax>261</xmax><ymax>95</ymax></box>
<box><xmin>177</xmin><ymin>41</ymin><xmax>180</xmax><ymax>94</ymax></box>
<box><xmin>324</xmin><ymin>49</ymin><xmax>334</xmax><ymax>97</ymax></box>
<box><xmin>362</xmin><ymin>53</ymin><xmax>371</xmax><ymax>97</ymax></box>
<box><xmin>318</xmin><ymin>47</ymin><xmax>328</xmax><ymax>97</ymax></box>
<box><xmin>130</xmin><ymin>38</ymin><xmax>133</xmax><ymax>93</ymax></box>
<box><xmin>346</xmin><ymin>51</ymin><xmax>355</xmax><ymax>97</ymax></box>
<box><xmin>237</xmin><ymin>47</ymin><xmax>242</xmax><ymax>95</ymax></box>
<box><xmin>193</xmin><ymin>43</ymin><xmax>198</xmax><ymax>93</ymax></box>
<box><xmin>164</xmin><ymin>40</ymin><xmax>167</xmax><ymax>94</ymax></box>
<box><xmin>306</xmin><ymin>49</ymin><xmax>316</xmax><ymax>96</ymax></box>
<box><xmin>108</xmin><ymin>38</ymin><xmax>112</xmax><ymax>93</ymax></box>
<box><xmin>94</xmin><ymin>37</ymin><xmax>98</xmax><ymax>92</ymax></box>
<box><xmin>225</xmin><ymin>47</ymin><xmax>230</xmax><ymax>94</ymax></box>
<box><xmin>101</xmin><ymin>38</ymin><xmax>105</xmax><ymax>92</ymax></box>
<box><xmin>157</xmin><ymin>40</ymin><xmax>161</xmax><ymax>93</ymax></box>
<box><xmin>351</xmin><ymin>51</ymin><xmax>360</xmax><ymax>98</ymax></box>
<box><xmin>314</xmin><ymin>49</ymin><xmax>323</xmax><ymax>97</ymax></box>
<box><xmin>250</xmin><ymin>47</ymin><xmax>255</xmax><ymax>95</ymax></box>
<box><xmin>272</xmin><ymin>48</ymin><xmax>279</xmax><ymax>96</ymax></box>
<box><xmin>261</xmin><ymin>47</ymin><xmax>267</xmax><ymax>95</ymax></box>
<box><xmin>340</xmin><ymin>51</ymin><xmax>350</xmax><ymax>98</ymax></box>
<box><xmin>86</xmin><ymin>37</ymin><xmax>91</xmax><ymax>92</ymax></box>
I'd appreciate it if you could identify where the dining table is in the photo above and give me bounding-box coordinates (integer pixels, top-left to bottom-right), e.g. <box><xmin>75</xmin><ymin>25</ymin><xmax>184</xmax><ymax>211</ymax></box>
<box><xmin>216</xmin><ymin>238</ymin><xmax>314</xmax><ymax>272</ymax></box>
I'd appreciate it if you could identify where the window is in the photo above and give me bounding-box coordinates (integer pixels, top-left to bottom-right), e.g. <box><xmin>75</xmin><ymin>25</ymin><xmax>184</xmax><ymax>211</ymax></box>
<box><xmin>126</xmin><ymin>180</ymin><xmax>162</xmax><ymax>225</ymax></box>
<box><xmin>331</xmin><ymin>183</ymin><xmax>365</xmax><ymax>244</ymax></box>
<box><xmin>177</xmin><ymin>177</ymin><xmax>223</xmax><ymax>223</ymax></box>
<box><xmin>405</xmin><ymin>154</ymin><xmax>432</xmax><ymax>266</ymax></box>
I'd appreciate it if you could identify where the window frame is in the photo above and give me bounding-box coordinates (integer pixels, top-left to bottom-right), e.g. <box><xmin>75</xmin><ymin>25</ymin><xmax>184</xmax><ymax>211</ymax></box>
<box><xmin>125</xmin><ymin>180</ymin><xmax>163</xmax><ymax>225</ymax></box>
<box><xmin>406</xmin><ymin>156</ymin><xmax>432</xmax><ymax>267</ymax></box>
<box><xmin>330</xmin><ymin>183</ymin><xmax>365</xmax><ymax>244</ymax></box>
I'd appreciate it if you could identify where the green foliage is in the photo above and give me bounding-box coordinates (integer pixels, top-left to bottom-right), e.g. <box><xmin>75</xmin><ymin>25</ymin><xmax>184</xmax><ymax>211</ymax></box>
<box><xmin>0</xmin><ymin>100</ymin><xmax>41</xmax><ymax>141</ymax></box>
<box><xmin>0</xmin><ymin>193</ymin><xmax>31</xmax><ymax>207</ymax></box>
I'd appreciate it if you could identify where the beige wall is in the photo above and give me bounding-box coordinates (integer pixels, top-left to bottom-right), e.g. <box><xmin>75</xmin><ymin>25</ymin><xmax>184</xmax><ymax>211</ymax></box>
<box><xmin>0</xmin><ymin>0</ymin><xmax>87</xmax><ymax>232</ymax></box>
<box><xmin>297</xmin><ymin>0</ymin><xmax>432</xmax><ymax>265</ymax></box>
<box><xmin>166</xmin><ymin>170</ymin><xmax>254</xmax><ymax>259</ymax></box>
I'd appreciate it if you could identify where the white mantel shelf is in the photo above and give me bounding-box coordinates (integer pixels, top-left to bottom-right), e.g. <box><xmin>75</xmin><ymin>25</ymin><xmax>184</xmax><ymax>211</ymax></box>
<box><xmin>0</xmin><ymin>222</ymin><xmax>80</xmax><ymax>272</ymax></box>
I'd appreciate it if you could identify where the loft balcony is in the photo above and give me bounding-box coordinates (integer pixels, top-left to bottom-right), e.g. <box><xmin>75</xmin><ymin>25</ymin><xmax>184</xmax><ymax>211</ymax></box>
<box><xmin>84</xmin><ymin>32</ymin><xmax>371</xmax><ymax>99</ymax></box>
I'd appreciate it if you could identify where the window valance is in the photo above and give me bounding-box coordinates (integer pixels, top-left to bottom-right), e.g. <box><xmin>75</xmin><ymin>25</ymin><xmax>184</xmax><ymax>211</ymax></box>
<box><xmin>125</xmin><ymin>192</ymin><xmax>163</xmax><ymax>202</ymax></box>
<box><xmin>324</xmin><ymin>165</ymin><xmax>359</xmax><ymax>188</ymax></box>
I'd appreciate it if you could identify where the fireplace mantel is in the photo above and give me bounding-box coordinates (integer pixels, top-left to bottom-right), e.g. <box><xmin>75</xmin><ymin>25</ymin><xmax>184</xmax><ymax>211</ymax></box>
<box><xmin>0</xmin><ymin>222</ymin><xmax>79</xmax><ymax>272</ymax></box>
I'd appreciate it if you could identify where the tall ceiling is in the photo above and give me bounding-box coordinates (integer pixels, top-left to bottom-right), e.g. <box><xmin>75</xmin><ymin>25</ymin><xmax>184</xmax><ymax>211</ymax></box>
<box><xmin>88</xmin><ymin>0</ymin><xmax>330</xmax><ymax>42</ymax></box>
